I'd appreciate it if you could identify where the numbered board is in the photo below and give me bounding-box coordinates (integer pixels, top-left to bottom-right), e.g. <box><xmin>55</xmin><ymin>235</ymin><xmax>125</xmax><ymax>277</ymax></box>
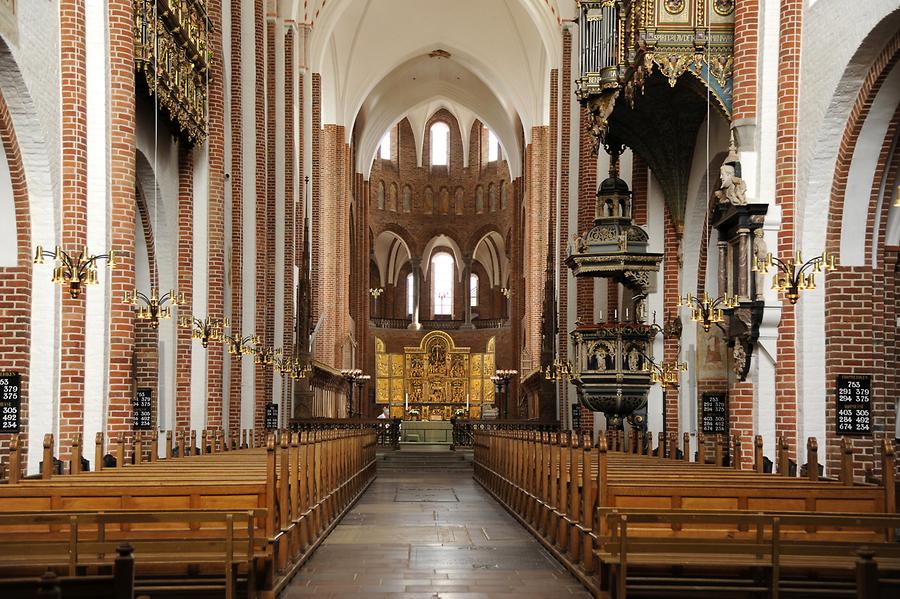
<box><xmin>701</xmin><ymin>393</ymin><xmax>728</xmax><ymax>435</ymax></box>
<box><xmin>571</xmin><ymin>403</ymin><xmax>582</xmax><ymax>431</ymax></box>
<box><xmin>0</xmin><ymin>372</ymin><xmax>21</xmax><ymax>432</ymax></box>
<box><xmin>133</xmin><ymin>388</ymin><xmax>153</xmax><ymax>430</ymax></box>
<box><xmin>265</xmin><ymin>402</ymin><xmax>278</xmax><ymax>430</ymax></box>
<box><xmin>836</xmin><ymin>374</ymin><xmax>871</xmax><ymax>435</ymax></box>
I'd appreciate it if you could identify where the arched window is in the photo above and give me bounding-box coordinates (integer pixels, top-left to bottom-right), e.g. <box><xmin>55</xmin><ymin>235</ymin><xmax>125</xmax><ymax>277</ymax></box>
<box><xmin>470</xmin><ymin>273</ymin><xmax>479</xmax><ymax>308</ymax></box>
<box><xmin>430</xmin><ymin>121</ymin><xmax>450</xmax><ymax>166</ymax></box>
<box><xmin>406</xmin><ymin>272</ymin><xmax>415</xmax><ymax>316</ymax></box>
<box><xmin>487</xmin><ymin>129</ymin><xmax>499</xmax><ymax>162</ymax></box>
<box><xmin>376</xmin><ymin>181</ymin><xmax>385</xmax><ymax>210</ymax></box>
<box><xmin>431</xmin><ymin>252</ymin><xmax>454</xmax><ymax>316</ymax></box>
<box><xmin>379</xmin><ymin>130</ymin><xmax>391</xmax><ymax>160</ymax></box>
<box><xmin>387</xmin><ymin>183</ymin><xmax>398</xmax><ymax>211</ymax></box>
<box><xmin>402</xmin><ymin>185</ymin><xmax>411</xmax><ymax>213</ymax></box>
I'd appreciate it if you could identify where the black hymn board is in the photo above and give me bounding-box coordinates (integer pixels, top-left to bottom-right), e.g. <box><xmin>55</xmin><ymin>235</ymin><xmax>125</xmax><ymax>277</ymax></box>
<box><xmin>836</xmin><ymin>374</ymin><xmax>872</xmax><ymax>436</ymax></box>
<box><xmin>701</xmin><ymin>392</ymin><xmax>728</xmax><ymax>435</ymax></box>
<box><xmin>133</xmin><ymin>388</ymin><xmax>153</xmax><ymax>430</ymax></box>
<box><xmin>265</xmin><ymin>402</ymin><xmax>279</xmax><ymax>430</ymax></box>
<box><xmin>571</xmin><ymin>403</ymin><xmax>582</xmax><ymax>431</ymax></box>
<box><xmin>0</xmin><ymin>372</ymin><xmax>21</xmax><ymax>433</ymax></box>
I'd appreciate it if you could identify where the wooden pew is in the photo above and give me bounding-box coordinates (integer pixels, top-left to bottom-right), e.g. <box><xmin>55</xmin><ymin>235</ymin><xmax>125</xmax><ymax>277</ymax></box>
<box><xmin>0</xmin><ymin>542</ymin><xmax>136</xmax><ymax>599</ymax></box>
<box><xmin>0</xmin><ymin>427</ymin><xmax>377</xmax><ymax>599</ymax></box>
<box><xmin>473</xmin><ymin>429</ymin><xmax>899</xmax><ymax>597</ymax></box>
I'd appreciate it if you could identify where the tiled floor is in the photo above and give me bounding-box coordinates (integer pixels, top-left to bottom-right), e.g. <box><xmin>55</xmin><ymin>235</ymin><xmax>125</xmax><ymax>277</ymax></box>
<box><xmin>281</xmin><ymin>464</ymin><xmax>591</xmax><ymax>598</ymax></box>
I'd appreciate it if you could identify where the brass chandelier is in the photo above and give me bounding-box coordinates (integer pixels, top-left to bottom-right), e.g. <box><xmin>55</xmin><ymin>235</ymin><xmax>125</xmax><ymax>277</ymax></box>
<box><xmin>180</xmin><ymin>314</ymin><xmax>228</xmax><ymax>348</ymax></box>
<box><xmin>544</xmin><ymin>357</ymin><xmax>573</xmax><ymax>382</ymax></box>
<box><xmin>34</xmin><ymin>246</ymin><xmax>116</xmax><ymax>299</ymax></box>
<box><xmin>222</xmin><ymin>331</ymin><xmax>259</xmax><ymax>356</ymax></box>
<box><xmin>677</xmin><ymin>291</ymin><xmax>739</xmax><ymax>333</ymax></box>
<box><xmin>125</xmin><ymin>288</ymin><xmax>186</xmax><ymax>329</ymax></box>
<box><xmin>643</xmin><ymin>356</ymin><xmax>688</xmax><ymax>386</ymax></box>
<box><xmin>753</xmin><ymin>250</ymin><xmax>836</xmax><ymax>305</ymax></box>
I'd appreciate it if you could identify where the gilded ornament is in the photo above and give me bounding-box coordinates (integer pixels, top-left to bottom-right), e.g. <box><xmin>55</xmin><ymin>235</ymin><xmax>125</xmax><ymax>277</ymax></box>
<box><xmin>664</xmin><ymin>0</ymin><xmax>685</xmax><ymax>15</ymax></box>
<box><xmin>714</xmin><ymin>0</ymin><xmax>735</xmax><ymax>17</ymax></box>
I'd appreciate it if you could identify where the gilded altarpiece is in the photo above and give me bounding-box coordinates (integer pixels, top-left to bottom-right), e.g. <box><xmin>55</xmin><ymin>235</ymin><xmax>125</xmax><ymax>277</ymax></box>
<box><xmin>375</xmin><ymin>332</ymin><xmax>495</xmax><ymax>420</ymax></box>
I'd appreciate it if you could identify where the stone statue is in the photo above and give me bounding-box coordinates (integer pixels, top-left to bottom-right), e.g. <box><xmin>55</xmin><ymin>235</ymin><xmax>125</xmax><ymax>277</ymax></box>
<box><xmin>715</xmin><ymin>136</ymin><xmax>748</xmax><ymax>206</ymax></box>
<box><xmin>627</xmin><ymin>346</ymin><xmax>642</xmax><ymax>371</ymax></box>
<box><xmin>752</xmin><ymin>229</ymin><xmax>767</xmax><ymax>300</ymax></box>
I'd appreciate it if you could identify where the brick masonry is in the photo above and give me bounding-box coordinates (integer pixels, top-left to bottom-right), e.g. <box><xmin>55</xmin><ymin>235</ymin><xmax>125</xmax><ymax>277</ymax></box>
<box><xmin>0</xmin><ymin>87</ymin><xmax>31</xmax><ymax>477</ymax></box>
<box><xmin>228</xmin><ymin>0</ymin><xmax>244</xmax><ymax>434</ymax></box>
<box><xmin>106</xmin><ymin>0</ymin><xmax>136</xmax><ymax>446</ymax></box>
<box><xmin>824</xmin><ymin>33</ymin><xmax>900</xmax><ymax>479</ymax></box>
<box><xmin>175</xmin><ymin>143</ymin><xmax>193</xmax><ymax>432</ymax></box>
<box><xmin>58</xmin><ymin>0</ymin><xmax>87</xmax><ymax>457</ymax></box>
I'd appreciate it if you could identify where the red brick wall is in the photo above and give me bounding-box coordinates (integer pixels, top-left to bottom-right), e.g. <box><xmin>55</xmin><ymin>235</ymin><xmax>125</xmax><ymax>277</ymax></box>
<box><xmin>206</xmin><ymin>0</ymin><xmax>226</xmax><ymax>430</ymax></box>
<box><xmin>228</xmin><ymin>0</ymin><xmax>244</xmax><ymax>432</ymax></box>
<box><xmin>106</xmin><ymin>0</ymin><xmax>136</xmax><ymax>443</ymax></box>
<box><xmin>59</xmin><ymin>0</ymin><xmax>88</xmax><ymax>454</ymax></box>
<box><xmin>774</xmin><ymin>0</ymin><xmax>802</xmax><ymax>460</ymax></box>
<box><xmin>824</xmin><ymin>34</ymin><xmax>900</xmax><ymax>478</ymax></box>
<box><xmin>0</xmin><ymin>89</ymin><xmax>32</xmax><ymax>476</ymax></box>
<box><xmin>175</xmin><ymin>144</ymin><xmax>193</xmax><ymax>432</ymax></box>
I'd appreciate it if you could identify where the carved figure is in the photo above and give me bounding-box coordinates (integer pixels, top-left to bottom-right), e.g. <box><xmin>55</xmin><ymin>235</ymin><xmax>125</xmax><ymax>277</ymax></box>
<box><xmin>752</xmin><ymin>229</ymin><xmax>767</xmax><ymax>300</ymax></box>
<box><xmin>627</xmin><ymin>346</ymin><xmax>642</xmax><ymax>371</ymax></box>
<box><xmin>715</xmin><ymin>163</ymin><xmax>748</xmax><ymax>206</ymax></box>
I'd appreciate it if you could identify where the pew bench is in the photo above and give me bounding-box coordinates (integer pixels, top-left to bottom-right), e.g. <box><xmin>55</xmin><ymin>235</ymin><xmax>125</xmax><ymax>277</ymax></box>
<box><xmin>597</xmin><ymin>510</ymin><xmax>900</xmax><ymax>598</ymax></box>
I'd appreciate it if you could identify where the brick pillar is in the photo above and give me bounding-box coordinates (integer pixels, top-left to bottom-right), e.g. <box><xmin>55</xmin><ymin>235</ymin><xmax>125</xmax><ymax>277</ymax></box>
<box><xmin>206</xmin><ymin>0</ymin><xmax>226</xmax><ymax>430</ymax></box>
<box><xmin>175</xmin><ymin>144</ymin><xmax>193</xmax><ymax>432</ymax></box>
<box><xmin>59</xmin><ymin>0</ymin><xmax>88</xmax><ymax>453</ymax></box>
<box><xmin>106</xmin><ymin>0</ymin><xmax>136</xmax><ymax>442</ymax></box>
<box><xmin>576</xmin><ymin>106</ymin><xmax>596</xmax><ymax>324</ymax></box>
<box><xmin>558</xmin><ymin>29</ymin><xmax>572</xmax><ymax>428</ymax></box>
<box><xmin>662</xmin><ymin>206</ymin><xmax>681</xmax><ymax>435</ymax></box>
<box><xmin>228</xmin><ymin>0</ymin><xmax>244</xmax><ymax>433</ymax></box>
<box><xmin>282</xmin><ymin>26</ymin><xmax>295</xmax><ymax>424</ymax></box>
<box><xmin>732</xmin><ymin>0</ymin><xmax>759</xmax><ymax>123</ymax></box>
<box><xmin>774</xmin><ymin>0</ymin><xmax>803</xmax><ymax>460</ymax></box>
<box><xmin>254</xmin><ymin>1</ymin><xmax>269</xmax><ymax>431</ymax></box>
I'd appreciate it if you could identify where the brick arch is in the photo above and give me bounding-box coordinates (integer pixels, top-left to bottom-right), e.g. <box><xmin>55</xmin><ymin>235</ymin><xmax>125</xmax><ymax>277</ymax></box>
<box><xmin>424</xmin><ymin>108</ymin><xmax>464</xmax><ymax>169</ymax></box>
<box><xmin>0</xmin><ymin>86</ymin><xmax>32</xmax><ymax>476</ymax></box>
<box><xmin>824</xmin><ymin>31</ymin><xmax>900</xmax><ymax>478</ymax></box>
<box><xmin>372</xmin><ymin>222</ymin><xmax>419</xmax><ymax>257</ymax></box>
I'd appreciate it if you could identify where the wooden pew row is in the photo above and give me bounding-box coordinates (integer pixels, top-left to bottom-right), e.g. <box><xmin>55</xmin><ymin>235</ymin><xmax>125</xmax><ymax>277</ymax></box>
<box><xmin>1</xmin><ymin>428</ymin><xmax>277</xmax><ymax>483</ymax></box>
<box><xmin>473</xmin><ymin>429</ymin><xmax>898</xmax><ymax>598</ymax></box>
<box><xmin>0</xmin><ymin>428</ymin><xmax>377</xmax><ymax>599</ymax></box>
<box><xmin>0</xmin><ymin>542</ymin><xmax>137</xmax><ymax>599</ymax></box>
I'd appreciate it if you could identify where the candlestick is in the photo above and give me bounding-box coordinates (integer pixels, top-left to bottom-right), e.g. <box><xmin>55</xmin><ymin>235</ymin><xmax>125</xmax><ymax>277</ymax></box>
<box><xmin>466</xmin><ymin>393</ymin><xmax>469</xmax><ymax>411</ymax></box>
<box><xmin>405</xmin><ymin>392</ymin><xmax>408</xmax><ymax>411</ymax></box>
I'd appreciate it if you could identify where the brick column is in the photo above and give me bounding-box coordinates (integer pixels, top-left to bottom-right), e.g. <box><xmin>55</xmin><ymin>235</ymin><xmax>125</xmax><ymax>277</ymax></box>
<box><xmin>558</xmin><ymin>29</ymin><xmax>573</xmax><ymax>428</ymax></box>
<box><xmin>732</xmin><ymin>0</ymin><xmax>759</xmax><ymax>123</ymax></box>
<box><xmin>662</xmin><ymin>206</ymin><xmax>680</xmax><ymax>435</ymax></box>
<box><xmin>106</xmin><ymin>0</ymin><xmax>136</xmax><ymax>442</ymax></box>
<box><xmin>175</xmin><ymin>144</ymin><xmax>193</xmax><ymax>432</ymax></box>
<box><xmin>282</xmin><ymin>26</ymin><xmax>295</xmax><ymax>423</ymax></box>
<box><xmin>206</xmin><ymin>0</ymin><xmax>226</xmax><ymax>429</ymax></box>
<box><xmin>255</xmin><ymin>6</ymin><xmax>270</xmax><ymax>431</ymax></box>
<box><xmin>576</xmin><ymin>106</ymin><xmax>596</xmax><ymax>324</ymax></box>
<box><xmin>228</xmin><ymin>0</ymin><xmax>244</xmax><ymax>434</ymax></box>
<box><xmin>59</xmin><ymin>0</ymin><xmax>88</xmax><ymax>454</ymax></box>
<box><xmin>774</xmin><ymin>0</ymin><xmax>802</xmax><ymax>460</ymax></box>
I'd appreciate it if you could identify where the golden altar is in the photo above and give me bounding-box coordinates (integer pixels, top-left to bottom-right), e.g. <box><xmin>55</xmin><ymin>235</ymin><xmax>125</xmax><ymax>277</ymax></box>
<box><xmin>375</xmin><ymin>331</ymin><xmax>496</xmax><ymax>421</ymax></box>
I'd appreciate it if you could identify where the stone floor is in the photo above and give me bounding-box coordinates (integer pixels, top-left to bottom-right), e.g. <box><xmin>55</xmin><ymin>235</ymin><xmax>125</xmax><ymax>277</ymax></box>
<box><xmin>281</xmin><ymin>462</ymin><xmax>591</xmax><ymax>598</ymax></box>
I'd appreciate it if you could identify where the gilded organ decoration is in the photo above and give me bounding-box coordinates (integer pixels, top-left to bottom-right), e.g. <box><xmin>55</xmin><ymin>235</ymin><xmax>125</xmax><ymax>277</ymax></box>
<box><xmin>134</xmin><ymin>0</ymin><xmax>211</xmax><ymax>144</ymax></box>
